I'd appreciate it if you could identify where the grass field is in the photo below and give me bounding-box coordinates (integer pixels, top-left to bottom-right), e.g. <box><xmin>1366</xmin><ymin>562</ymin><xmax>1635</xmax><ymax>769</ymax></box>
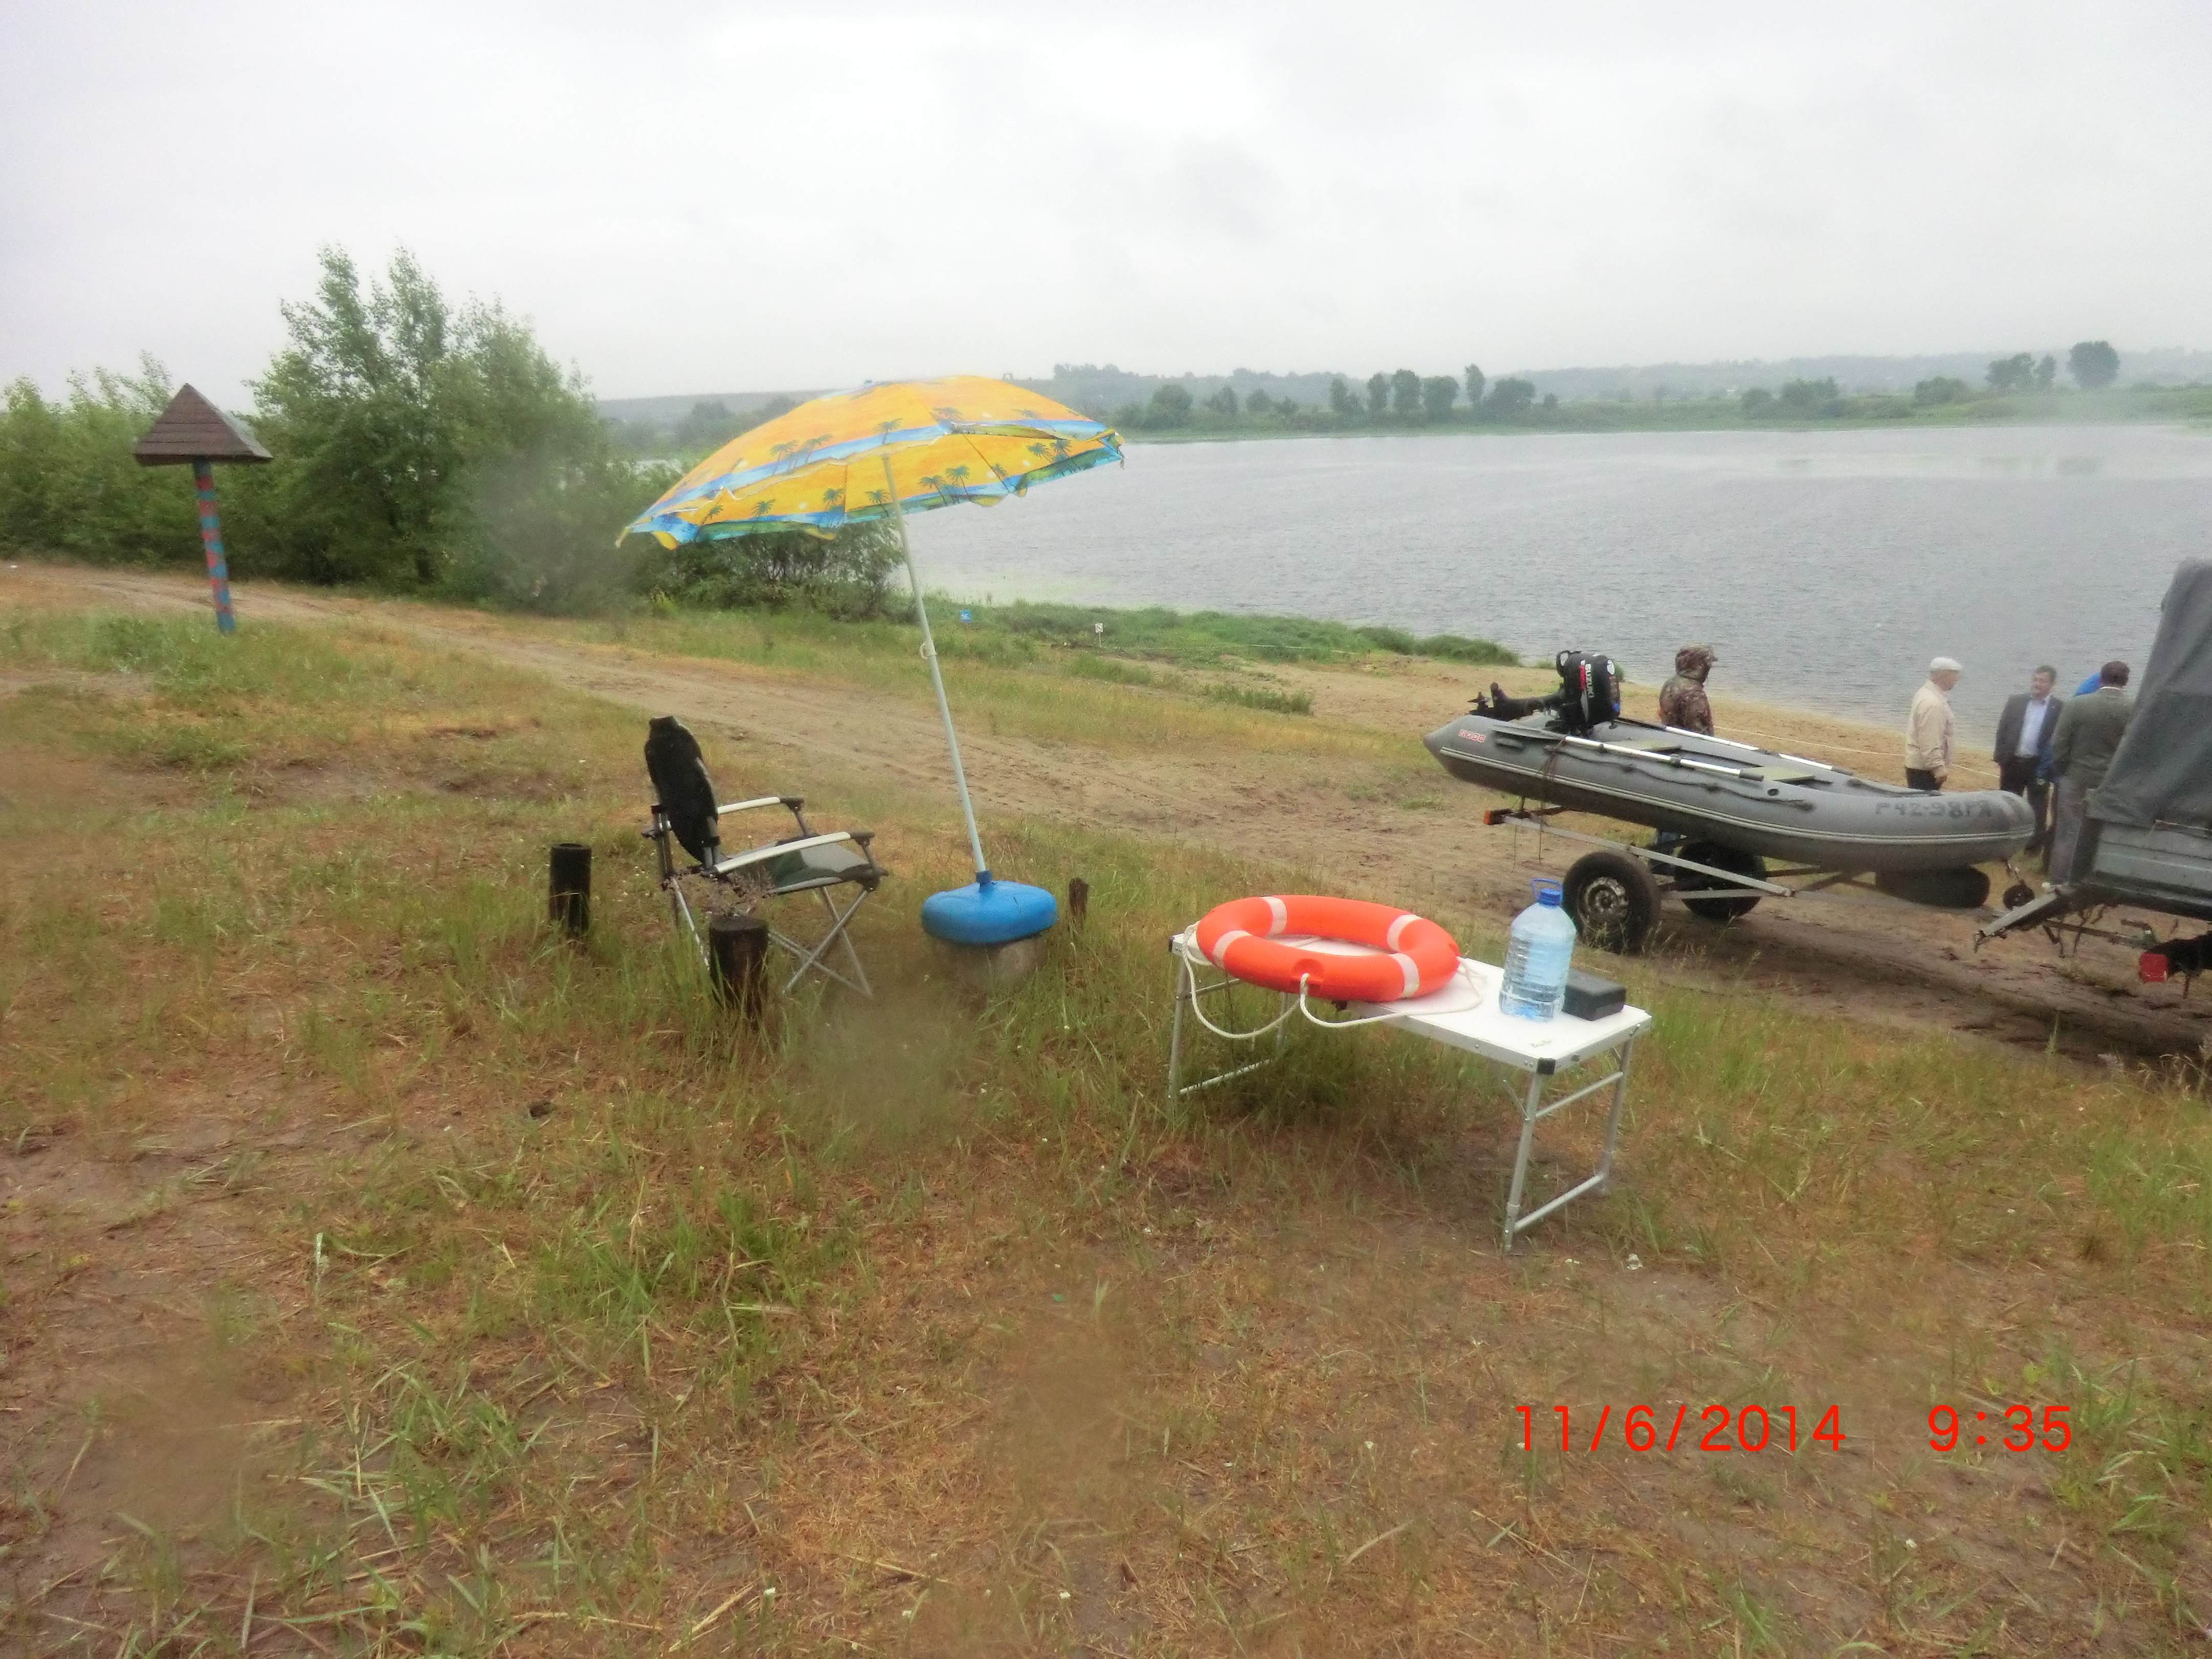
<box><xmin>3</xmin><ymin>598</ymin><xmax>2210</xmax><ymax>1655</ymax></box>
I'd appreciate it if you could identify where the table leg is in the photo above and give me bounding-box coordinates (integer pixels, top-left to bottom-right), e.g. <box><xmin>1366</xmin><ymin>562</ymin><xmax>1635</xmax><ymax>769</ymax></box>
<box><xmin>1594</xmin><ymin>1036</ymin><xmax>1636</xmax><ymax>1192</ymax></box>
<box><xmin>1501</xmin><ymin>1068</ymin><xmax>1546</xmax><ymax>1250</ymax></box>
<box><xmin>1166</xmin><ymin>953</ymin><xmax>1187</xmax><ymax>1105</ymax></box>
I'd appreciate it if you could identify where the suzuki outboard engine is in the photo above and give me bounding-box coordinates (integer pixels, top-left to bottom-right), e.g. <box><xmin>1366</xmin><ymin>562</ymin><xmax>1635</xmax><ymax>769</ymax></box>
<box><xmin>1473</xmin><ymin>650</ymin><xmax>1623</xmax><ymax>735</ymax></box>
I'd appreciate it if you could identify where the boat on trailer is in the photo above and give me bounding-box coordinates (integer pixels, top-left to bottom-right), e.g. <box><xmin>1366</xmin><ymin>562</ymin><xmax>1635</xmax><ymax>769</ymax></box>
<box><xmin>1421</xmin><ymin>652</ymin><xmax>2035</xmax><ymax>952</ymax></box>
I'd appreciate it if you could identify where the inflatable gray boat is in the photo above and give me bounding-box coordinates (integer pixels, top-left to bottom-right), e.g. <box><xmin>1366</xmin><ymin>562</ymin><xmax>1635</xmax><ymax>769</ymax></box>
<box><xmin>1424</xmin><ymin>712</ymin><xmax>2035</xmax><ymax>873</ymax></box>
<box><xmin>1420</xmin><ymin>650</ymin><xmax>2034</xmax><ymax>951</ymax></box>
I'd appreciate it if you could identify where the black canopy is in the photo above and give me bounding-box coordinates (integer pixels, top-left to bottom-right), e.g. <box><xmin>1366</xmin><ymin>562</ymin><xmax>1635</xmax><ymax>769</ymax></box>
<box><xmin>2093</xmin><ymin>560</ymin><xmax>2212</xmax><ymax>830</ymax></box>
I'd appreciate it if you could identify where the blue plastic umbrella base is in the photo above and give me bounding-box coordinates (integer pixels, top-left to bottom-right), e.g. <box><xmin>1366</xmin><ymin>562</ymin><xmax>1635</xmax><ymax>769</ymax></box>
<box><xmin>921</xmin><ymin>879</ymin><xmax>1058</xmax><ymax>946</ymax></box>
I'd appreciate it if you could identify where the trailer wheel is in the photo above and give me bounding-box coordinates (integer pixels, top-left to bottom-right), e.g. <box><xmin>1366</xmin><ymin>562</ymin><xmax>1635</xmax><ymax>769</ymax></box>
<box><xmin>1563</xmin><ymin>850</ymin><xmax>1662</xmax><ymax>954</ymax></box>
<box><xmin>1676</xmin><ymin>842</ymin><xmax>1768</xmax><ymax>922</ymax></box>
<box><xmin>1876</xmin><ymin>867</ymin><xmax>1992</xmax><ymax>909</ymax></box>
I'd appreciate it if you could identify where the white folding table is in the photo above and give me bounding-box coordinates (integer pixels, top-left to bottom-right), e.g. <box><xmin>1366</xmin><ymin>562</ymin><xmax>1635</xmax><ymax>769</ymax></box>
<box><xmin>1166</xmin><ymin>931</ymin><xmax>1653</xmax><ymax>1249</ymax></box>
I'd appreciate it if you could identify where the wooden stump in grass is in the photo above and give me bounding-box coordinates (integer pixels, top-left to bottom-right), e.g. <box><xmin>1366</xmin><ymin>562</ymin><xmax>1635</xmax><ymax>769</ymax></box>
<box><xmin>709</xmin><ymin>912</ymin><xmax>770</xmax><ymax>1022</ymax></box>
<box><xmin>548</xmin><ymin>843</ymin><xmax>592</xmax><ymax>935</ymax></box>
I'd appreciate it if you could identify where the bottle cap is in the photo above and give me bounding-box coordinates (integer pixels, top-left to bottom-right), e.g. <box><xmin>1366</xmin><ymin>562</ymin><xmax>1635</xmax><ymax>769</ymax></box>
<box><xmin>1533</xmin><ymin>878</ymin><xmax>1563</xmax><ymax>907</ymax></box>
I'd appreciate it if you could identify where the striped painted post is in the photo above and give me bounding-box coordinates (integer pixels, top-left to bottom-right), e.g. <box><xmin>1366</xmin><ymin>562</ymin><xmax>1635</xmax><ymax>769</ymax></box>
<box><xmin>190</xmin><ymin>458</ymin><xmax>237</xmax><ymax>635</ymax></box>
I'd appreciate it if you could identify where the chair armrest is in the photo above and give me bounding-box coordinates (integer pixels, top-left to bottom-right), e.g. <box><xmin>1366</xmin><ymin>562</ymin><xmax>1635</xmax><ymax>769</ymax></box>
<box><xmin>719</xmin><ymin>795</ymin><xmax>810</xmax><ymax>834</ymax></box>
<box><xmin>713</xmin><ymin>831</ymin><xmax>854</xmax><ymax>875</ymax></box>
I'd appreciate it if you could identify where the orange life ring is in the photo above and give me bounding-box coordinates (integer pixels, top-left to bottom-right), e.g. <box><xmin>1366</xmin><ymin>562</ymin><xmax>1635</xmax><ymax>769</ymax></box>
<box><xmin>1194</xmin><ymin>895</ymin><xmax>1460</xmax><ymax>1002</ymax></box>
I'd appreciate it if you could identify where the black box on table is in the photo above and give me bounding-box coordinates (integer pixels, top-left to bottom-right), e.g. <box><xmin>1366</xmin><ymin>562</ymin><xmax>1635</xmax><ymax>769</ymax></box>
<box><xmin>1562</xmin><ymin>970</ymin><xmax>1626</xmax><ymax>1021</ymax></box>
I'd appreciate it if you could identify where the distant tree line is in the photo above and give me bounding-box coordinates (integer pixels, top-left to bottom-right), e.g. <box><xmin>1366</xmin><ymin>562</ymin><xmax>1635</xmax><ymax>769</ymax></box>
<box><xmin>611</xmin><ymin>393</ymin><xmax>801</xmax><ymax>460</ymax></box>
<box><xmin>0</xmin><ymin>248</ymin><xmax>907</xmax><ymax>613</ymax></box>
<box><xmin>1114</xmin><ymin>363</ymin><xmax>1554</xmax><ymax>432</ymax></box>
<box><xmin>1738</xmin><ymin>341</ymin><xmax>2122</xmax><ymax>421</ymax></box>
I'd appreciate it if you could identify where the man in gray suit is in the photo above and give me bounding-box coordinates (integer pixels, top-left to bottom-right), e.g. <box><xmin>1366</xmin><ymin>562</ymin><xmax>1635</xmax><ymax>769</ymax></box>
<box><xmin>2048</xmin><ymin>661</ymin><xmax>2134</xmax><ymax>883</ymax></box>
<box><xmin>1993</xmin><ymin>666</ymin><xmax>2062</xmax><ymax>855</ymax></box>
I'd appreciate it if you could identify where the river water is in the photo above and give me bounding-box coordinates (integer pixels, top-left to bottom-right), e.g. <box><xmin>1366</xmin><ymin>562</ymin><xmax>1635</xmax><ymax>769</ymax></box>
<box><xmin>903</xmin><ymin>423</ymin><xmax>2212</xmax><ymax>735</ymax></box>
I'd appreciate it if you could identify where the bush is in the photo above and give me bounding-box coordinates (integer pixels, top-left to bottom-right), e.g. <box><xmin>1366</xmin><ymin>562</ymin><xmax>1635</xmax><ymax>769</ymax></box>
<box><xmin>635</xmin><ymin>521</ymin><xmax>902</xmax><ymax>618</ymax></box>
<box><xmin>0</xmin><ymin>358</ymin><xmax>199</xmax><ymax>563</ymax></box>
<box><xmin>1915</xmin><ymin>376</ymin><xmax>1972</xmax><ymax>406</ymax></box>
<box><xmin>1416</xmin><ymin>632</ymin><xmax>1519</xmax><ymax>665</ymax></box>
<box><xmin>939</xmin><ymin>602</ymin><xmax>1516</xmax><ymax>668</ymax></box>
<box><xmin>1354</xmin><ymin>624</ymin><xmax>1420</xmax><ymax>654</ymax></box>
<box><xmin>1203</xmin><ymin>680</ymin><xmax>1311</xmax><ymax>715</ymax></box>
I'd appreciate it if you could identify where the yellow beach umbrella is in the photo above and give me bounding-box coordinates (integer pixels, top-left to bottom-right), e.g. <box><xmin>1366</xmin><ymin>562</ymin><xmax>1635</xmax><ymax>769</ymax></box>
<box><xmin>626</xmin><ymin>375</ymin><xmax>1120</xmax><ymax>545</ymax></box>
<box><xmin>624</xmin><ymin>377</ymin><xmax>1123</xmax><ymax>945</ymax></box>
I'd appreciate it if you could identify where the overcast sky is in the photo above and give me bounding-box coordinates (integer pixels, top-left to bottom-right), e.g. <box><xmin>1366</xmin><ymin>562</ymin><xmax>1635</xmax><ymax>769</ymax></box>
<box><xmin>4</xmin><ymin>1</ymin><xmax>2207</xmax><ymax>405</ymax></box>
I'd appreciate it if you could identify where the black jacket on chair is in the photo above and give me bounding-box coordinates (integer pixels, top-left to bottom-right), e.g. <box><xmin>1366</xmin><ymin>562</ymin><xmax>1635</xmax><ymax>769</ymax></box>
<box><xmin>1993</xmin><ymin>692</ymin><xmax>2063</xmax><ymax>780</ymax></box>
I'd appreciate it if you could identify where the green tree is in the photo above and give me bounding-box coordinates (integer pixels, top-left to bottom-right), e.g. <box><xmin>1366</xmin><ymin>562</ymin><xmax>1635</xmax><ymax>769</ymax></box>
<box><xmin>1778</xmin><ymin>377</ymin><xmax>1842</xmax><ymax>414</ymax></box>
<box><xmin>1913</xmin><ymin>376</ymin><xmax>1971</xmax><ymax>406</ymax></box>
<box><xmin>1329</xmin><ymin>376</ymin><xmax>1360</xmax><ymax>417</ymax></box>
<box><xmin>1464</xmin><ymin>363</ymin><xmax>1486</xmax><ymax>406</ymax></box>
<box><xmin>1483</xmin><ymin>377</ymin><xmax>1536</xmax><ymax>417</ymax></box>
<box><xmin>243</xmin><ymin>246</ymin><xmax>644</xmax><ymax>605</ymax></box>
<box><xmin>1986</xmin><ymin>353</ymin><xmax>2034</xmax><ymax>393</ymax></box>
<box><xmin>0</xmin><ymin>356</ymin><xmax>198</xmax><ymax>562</ymax></box>
<box><xmin>2034</xmin><ymin>354</ymin><xmax>2057</xmax><ymax>391</ymax></box>
<box><xmin>1740</xmin><ymin>387</ymin><xmax>1776</xmax><ymax>416</ymax></box>
<box><xmin>1420</xmin><ymin>375</ymin><xmax>1458</xmax><ymax>420</ymax></box>
<box><xmin>1204</xmin><ymin>385</ymin><xmax>1239</xmax><ymax>417</ymax></box>
<box><xmin>2068</xmin><ymin>340</ymin><xmax>2120</xmax><ymax>390</ymax></box>
<box><xmin>1366</xmin><ymin>372</ymin><xmax>1389</xmax><ymax>415</ymax></box>
<box><xmin>1147</xmin><ymin>382</ymin><xmax>1193</xmax><ymax>427</ymax></box>
<box><xmin>1389</xmin><ymin>369</ymin><xmax>1421</xmax><ymax>416</ymax></box>
<box><xmin>1244</xmin><ymin>390</ymin><xmax>1274</xmax><ymax>416</ymax></box>
<box><xmin>674</xmin><ymin>399</ymin><xmax>739</xmax><ymax>451</ymax></box>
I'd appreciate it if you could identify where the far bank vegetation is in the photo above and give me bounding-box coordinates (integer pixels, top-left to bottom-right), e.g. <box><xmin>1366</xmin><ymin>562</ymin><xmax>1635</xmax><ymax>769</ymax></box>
<box><xmin>0</xmin><ymin>247</ymin><xmax>1514</xmax><ymax>672</ymax></box>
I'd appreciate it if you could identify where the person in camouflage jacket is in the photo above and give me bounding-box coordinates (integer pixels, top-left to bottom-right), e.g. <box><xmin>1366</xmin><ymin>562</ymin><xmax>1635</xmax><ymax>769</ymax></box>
<box><xmin>1658</xmin><ymin>645</ymin><xmax>1716</xmax><ymax>734</ymax></box>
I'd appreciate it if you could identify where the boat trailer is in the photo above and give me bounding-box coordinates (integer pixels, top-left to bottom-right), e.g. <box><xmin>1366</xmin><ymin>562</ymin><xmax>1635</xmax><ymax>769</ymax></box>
<box><xmin>1484</xmin><ymin>803</ymin><xmax>2005</xmax><ymax>954</ymax></box>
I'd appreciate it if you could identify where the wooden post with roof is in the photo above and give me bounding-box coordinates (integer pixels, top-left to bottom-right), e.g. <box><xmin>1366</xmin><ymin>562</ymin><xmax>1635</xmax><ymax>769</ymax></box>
<box><xmin>132</xmin><ymin>385</ymin><xmax>271</xmax><ymax>634</ymax></box>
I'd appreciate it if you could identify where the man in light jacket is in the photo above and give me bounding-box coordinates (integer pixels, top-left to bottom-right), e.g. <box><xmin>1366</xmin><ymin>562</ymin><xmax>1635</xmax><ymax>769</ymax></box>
<box><xmin>1905</xmin><ymin>656</ymin><xmax>1962</xmax><ymax>790</ymax></box>
<box><xmin>1993</xmin><ymin>665</ymin><xmax>2062</xmax><ymax>853</ymax></box>
<box><xmin>2048</xmin><ymin>660</ymin><xmax>2134</xmax><ymax>883</ymax></box>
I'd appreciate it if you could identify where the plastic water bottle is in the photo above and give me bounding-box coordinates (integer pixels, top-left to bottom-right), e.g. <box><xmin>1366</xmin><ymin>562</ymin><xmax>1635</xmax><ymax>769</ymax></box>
<box><xmin>1499</xmin><ymin>878</ymin><xmax>1576</xmax><ymax>1020</ymax></box>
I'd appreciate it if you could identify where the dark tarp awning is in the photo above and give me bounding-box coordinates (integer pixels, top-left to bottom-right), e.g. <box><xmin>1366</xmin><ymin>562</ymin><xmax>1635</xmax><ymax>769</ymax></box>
<box><xmin>2092</xmin><ymin>560</ymin><xmax>2212</xmax><ymax>830</ymax></box>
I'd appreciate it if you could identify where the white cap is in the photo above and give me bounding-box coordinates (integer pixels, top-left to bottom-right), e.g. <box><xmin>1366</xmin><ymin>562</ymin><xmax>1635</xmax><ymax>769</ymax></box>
<box><xmin>1929</xmin><ymin>655</ymin><xmax>1963</xmax><ymax>674</ymax></box>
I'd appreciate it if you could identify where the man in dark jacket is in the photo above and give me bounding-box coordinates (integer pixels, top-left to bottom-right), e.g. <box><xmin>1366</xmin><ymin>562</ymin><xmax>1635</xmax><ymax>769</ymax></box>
<box><xmin>1993</xmin><ymin>665</ymin><xmax>2061</xmax><ymax>854</ymax></box>
<box><xmin>2048</xmin><ymin>661</ymin><xmax>2134</xmax><ymax>883</ymax></box>
<box><xmin>1658</xmin><ymin>645</ymin><xmax>1716</xmax><ymax>735</ymax></box>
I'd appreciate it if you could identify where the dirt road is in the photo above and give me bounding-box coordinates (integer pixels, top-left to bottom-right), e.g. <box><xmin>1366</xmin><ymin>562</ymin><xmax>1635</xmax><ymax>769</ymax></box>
<box><xmin>16</xmin><ymin>561</ymin><xmax>2209</xmax><ymax>1059</ymax></box>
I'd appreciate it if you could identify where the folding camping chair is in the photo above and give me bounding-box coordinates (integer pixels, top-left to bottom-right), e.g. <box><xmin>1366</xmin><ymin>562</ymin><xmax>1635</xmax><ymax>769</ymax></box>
<box><xmin>642</xmin><ymin>716</ymin><xmax>883</xmax><ymax>997</ymax></box>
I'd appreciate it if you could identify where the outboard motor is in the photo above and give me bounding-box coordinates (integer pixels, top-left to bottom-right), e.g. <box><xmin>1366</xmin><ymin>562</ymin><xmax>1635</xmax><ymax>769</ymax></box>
<box><xmin>1473</xmin><ymin>649</ymin><xmax>1624</xmax><ymax>736</ymax></box>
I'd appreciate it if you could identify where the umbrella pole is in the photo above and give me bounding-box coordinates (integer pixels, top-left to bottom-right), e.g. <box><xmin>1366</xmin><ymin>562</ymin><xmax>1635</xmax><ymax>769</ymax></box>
<box><xmin>886</xmin><ymin>479</ymin><xmax>992</xmax><ymax>884</ymax></box>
